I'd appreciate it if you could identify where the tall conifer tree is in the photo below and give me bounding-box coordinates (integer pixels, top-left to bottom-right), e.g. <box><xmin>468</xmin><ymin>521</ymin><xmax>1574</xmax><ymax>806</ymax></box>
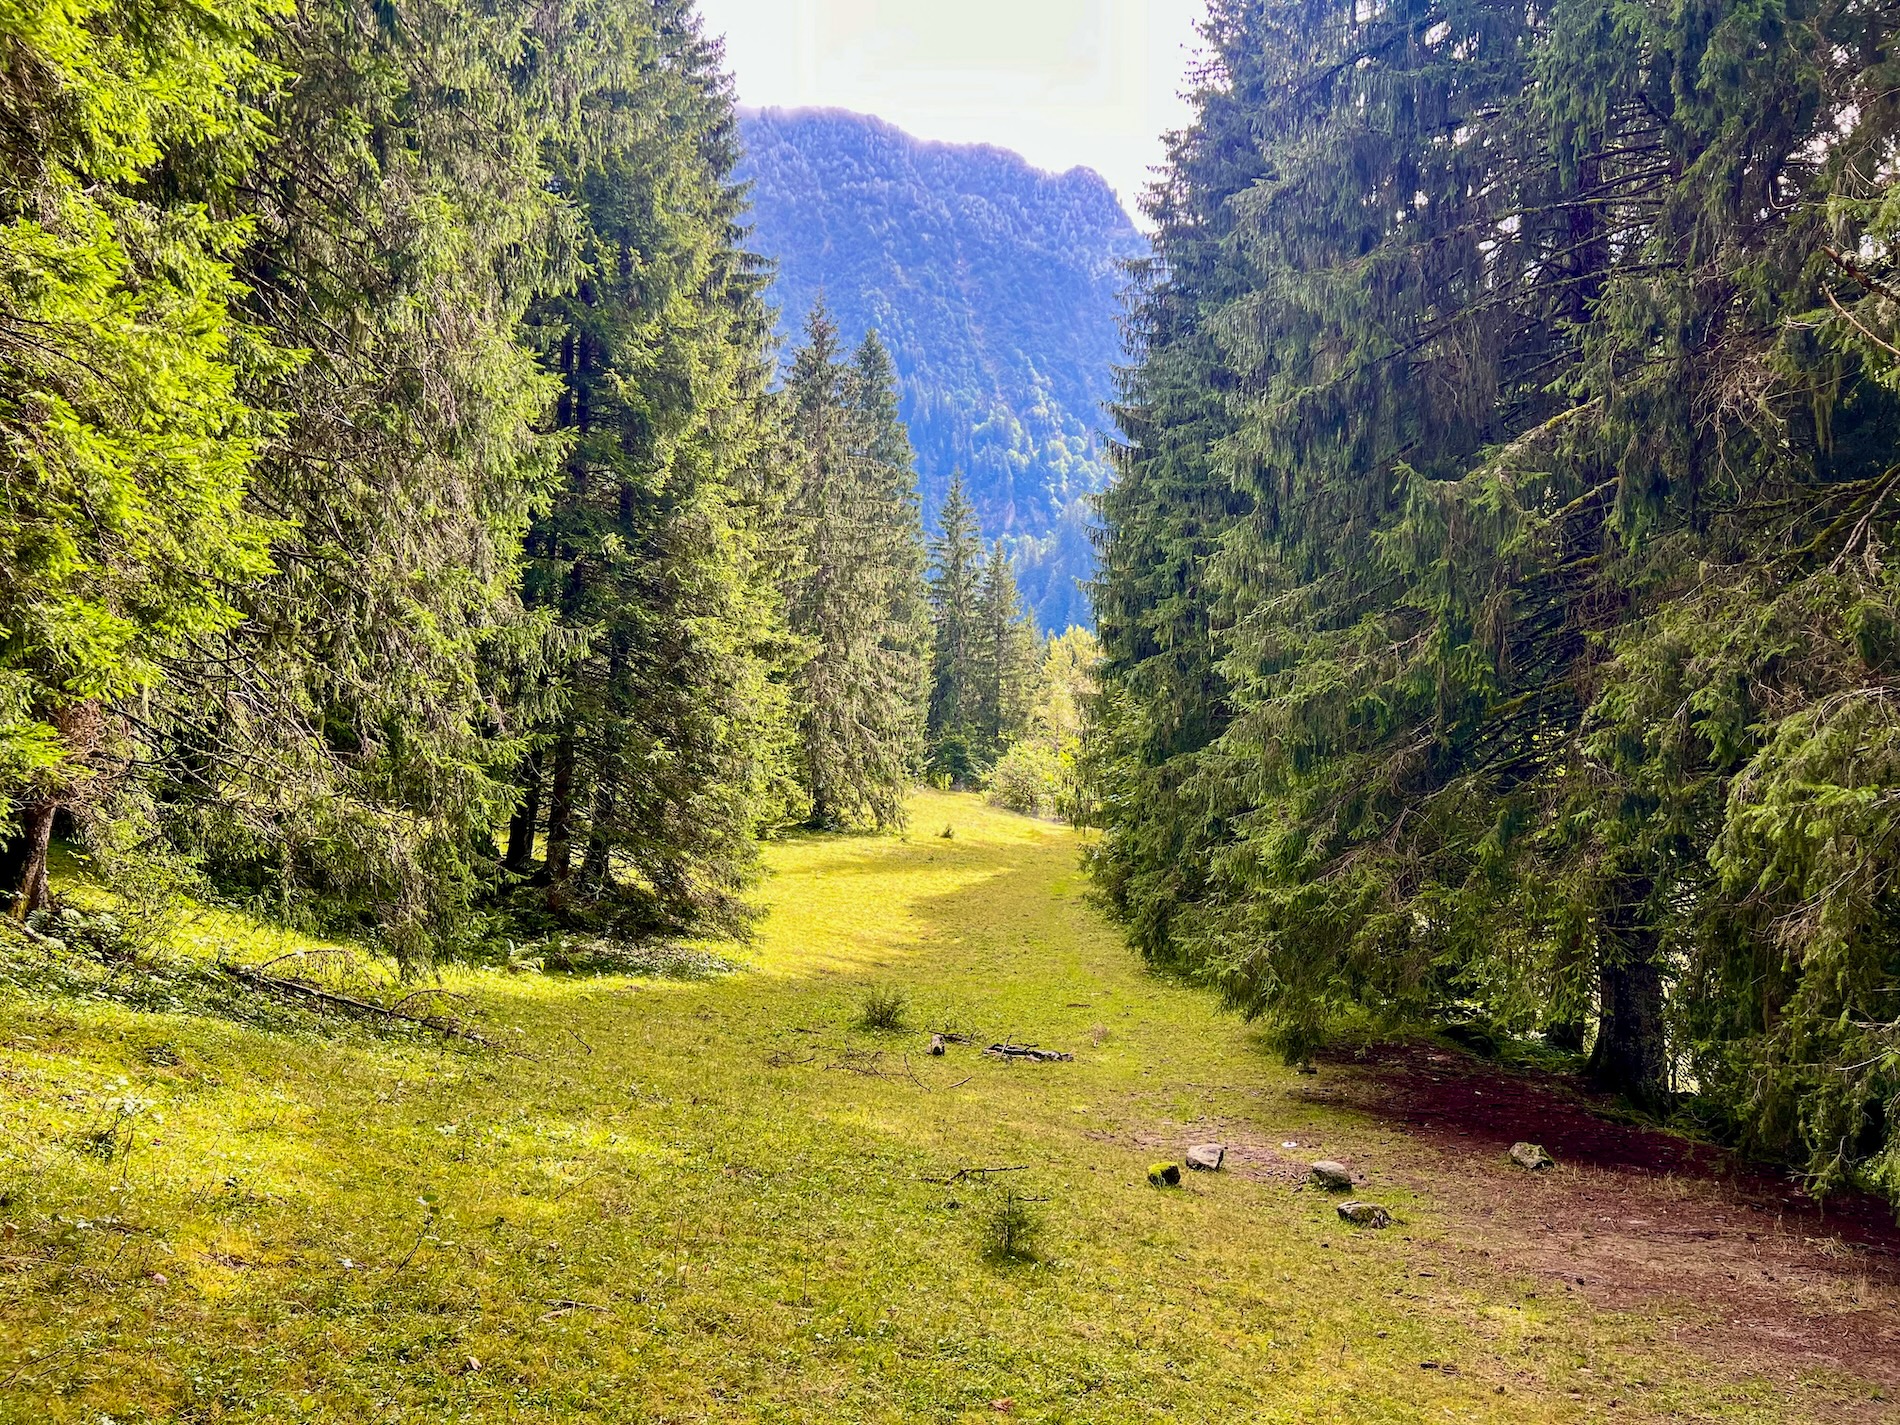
<box><xmin>972</xmin><ymin>540</ymin><xmax>1038</xmax><ymax>762</ymax></box>
<box><xmin>926</xmin><ymin>473</ymin><xmax>984</xmax><ymax>782</ymax></box>
<box><xmin>779</xmin><ymin>307</ymin><xmax>929</xmax><ymax>829</ymax></box>
<box><xmin>1091</xmin><ymin>0</ymin><xmax>1900</xmax><ymax>1200</ymax></box>
<box><xmin>508</xmin><ymin>0</ymin><xmax>790</xmax><ymax>937</ymax></box>
<box><xmin>0</xmin><ymin>0</ymin><xmax>280</xmax><ymax>917</ymax></box>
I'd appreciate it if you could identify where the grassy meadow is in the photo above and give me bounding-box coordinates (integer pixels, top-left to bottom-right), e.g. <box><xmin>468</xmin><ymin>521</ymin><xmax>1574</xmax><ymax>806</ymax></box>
<box><xmin>0</xmin><ymin>792</ymin><xmax>1886</xmax><ymax>1423</ymax></box>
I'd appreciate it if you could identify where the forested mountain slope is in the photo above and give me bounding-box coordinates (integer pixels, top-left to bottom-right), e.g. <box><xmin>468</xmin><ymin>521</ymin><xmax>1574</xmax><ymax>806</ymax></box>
<box><xmin>736</xmin><ymin>107</ymin><xmax>1144</xmax><ymax>631</ymax></box>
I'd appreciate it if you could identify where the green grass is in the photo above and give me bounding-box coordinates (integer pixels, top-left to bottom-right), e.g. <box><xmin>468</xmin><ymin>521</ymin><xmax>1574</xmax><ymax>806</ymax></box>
<box><xmin>0</xmin><ymin>792</ymin><xmax>1878</xmax><ymax>1422</ymax></box>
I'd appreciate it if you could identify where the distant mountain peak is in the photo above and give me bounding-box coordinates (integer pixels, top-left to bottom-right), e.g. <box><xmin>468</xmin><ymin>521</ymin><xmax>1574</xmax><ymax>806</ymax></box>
<box><xmin>739</xmin><ymin>105</ymin><xmax>1132</xmax><ymax>220</ymax></box>
<box><xmin>737</xmin><ymin>106</ymin><xmax>1145</xmax><ymax>631</ymax></box>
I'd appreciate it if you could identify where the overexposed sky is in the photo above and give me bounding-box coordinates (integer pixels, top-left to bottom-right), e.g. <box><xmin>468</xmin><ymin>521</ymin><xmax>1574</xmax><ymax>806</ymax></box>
<box><xmin>695</xmin><ymin>0</ymin><xmax>1208</xmax><ymax>223</ymax></box>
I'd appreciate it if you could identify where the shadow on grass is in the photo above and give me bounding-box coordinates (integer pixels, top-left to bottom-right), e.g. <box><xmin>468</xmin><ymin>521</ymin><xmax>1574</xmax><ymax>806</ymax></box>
<box><xmin>1317</xmin><ymin>1039</ymin><xmax>1900</xmax><ymax>1253</ymax></box>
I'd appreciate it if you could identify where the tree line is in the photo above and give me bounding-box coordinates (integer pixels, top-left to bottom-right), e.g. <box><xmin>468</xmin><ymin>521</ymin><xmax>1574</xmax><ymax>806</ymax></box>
<box><xmin>1091</xmin><ymin>0</ymin><xmax>1900</xmax><ymax>1206</ymax></box>
<box><xmin>0</xmin><ymin>0</ymin><xmax>1039</xmax><ymax>962</ymax></box>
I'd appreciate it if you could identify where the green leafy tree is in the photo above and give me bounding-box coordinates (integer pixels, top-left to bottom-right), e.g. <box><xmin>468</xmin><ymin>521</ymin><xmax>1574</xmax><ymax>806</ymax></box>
<box><xmin>989</xmin><ymin>626</ymin><xmax>1099</xmax><ymax>822</ymax></box>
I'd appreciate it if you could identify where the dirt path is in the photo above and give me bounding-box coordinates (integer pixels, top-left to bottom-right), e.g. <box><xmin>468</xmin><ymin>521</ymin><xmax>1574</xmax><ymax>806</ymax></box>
<box><xmin>1312</xmin><ymin>1043</ymin><xmax>1900</xmax><ymax>1403</ymax></box>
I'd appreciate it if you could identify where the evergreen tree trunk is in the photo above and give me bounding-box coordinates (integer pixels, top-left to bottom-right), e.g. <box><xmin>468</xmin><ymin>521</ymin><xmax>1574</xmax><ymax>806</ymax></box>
<box><xmin>545</xmin><ymin>734</ymin><xmax>577</xmax><ymax>906</ymax></box>
<box><xmin>1587</xmin><ymin>884</ymin><xmax>1669</xmax><ymax>1107</ymax></box>
<box><xmin>9</xmin><ymin>801</ymin><xmax>55</xmax><ymax>919</ymax></box>
<box><xmin>580</xmin><ymin>784</ymin><xmax>613</xmax><ymax>889</ymax></box>
<box><xmin>504</xmin><ymin>751</ymin><xmax>543</xmax><ymax>874</ymax></box>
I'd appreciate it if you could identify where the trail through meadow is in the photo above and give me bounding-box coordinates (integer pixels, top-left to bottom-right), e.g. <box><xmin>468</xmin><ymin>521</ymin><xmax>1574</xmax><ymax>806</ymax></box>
<box><xmin>1</xmin><ymin>791</ymin><xmax>1895</xmax><ymax>1423</ymax></box>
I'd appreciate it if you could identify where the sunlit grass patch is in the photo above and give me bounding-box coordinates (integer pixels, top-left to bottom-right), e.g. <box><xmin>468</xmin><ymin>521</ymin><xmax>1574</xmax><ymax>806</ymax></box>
<box><xmin>0</xmin><ymin>791</ymin><xmax>1881</xmax><ymax>1423</ymax></box>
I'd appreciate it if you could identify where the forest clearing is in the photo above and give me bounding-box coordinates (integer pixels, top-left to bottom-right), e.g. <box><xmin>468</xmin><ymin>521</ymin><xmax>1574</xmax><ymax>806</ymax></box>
<box><xmin>2</xmin><ymin>792</ymin><xmax>1894</xmax><ymax>1424</ymax></box>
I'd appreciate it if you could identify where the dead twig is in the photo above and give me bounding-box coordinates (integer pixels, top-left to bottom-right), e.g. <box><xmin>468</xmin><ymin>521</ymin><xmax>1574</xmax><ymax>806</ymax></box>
<box><xmin>538</xmin><ymin>1298</ymin><xmax>610</xmax><ymax>1321</ymax></box>
<box><xmin>387</xmin><ymin>1225</ymin><xmax>430</xmax><ymax>1273</ymax></box>
<box><xmin>552</xmin><ymin>1166</ymin><xmax>610</xmax><ymax>1203</ymax></box>
<box><xmin>923</xmin><ymin>1165</ymin><xmax>1030</xmax><ymax>1185</ymax></box>
<box><xmin>0</xmin><ymin>1340</ymin><xmax>81</xmax><ymax>1390</ymax></box>
<box><xmin>825</xmin><ymin>1049</ymin><xmax>888</xmax><ymax>1078</ymax></box>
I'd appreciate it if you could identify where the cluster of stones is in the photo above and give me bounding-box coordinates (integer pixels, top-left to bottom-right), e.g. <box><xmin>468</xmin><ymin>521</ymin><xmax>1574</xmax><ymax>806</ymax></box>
<box><xmin>1304</xmin><ymin>1160</ymin><xmax>1390</xmax><ymax>1228</ymax></box>
<box><xmin>1150</xmin><ymin>1140</ymin><xmax>1554</xmax><ymax>1229</ymax></box>
<box><xmin>1149</xmin><ymin>1143</ymin><xmax>1226</xmax><ymax>1187</ymax></box>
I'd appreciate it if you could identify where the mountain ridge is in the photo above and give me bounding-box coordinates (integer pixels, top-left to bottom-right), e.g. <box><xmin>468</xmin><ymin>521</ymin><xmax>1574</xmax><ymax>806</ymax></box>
<box><xmin>735</xmin><ymin>106</ymin><xmax>1144</xmax><ymax>631</ymax></box>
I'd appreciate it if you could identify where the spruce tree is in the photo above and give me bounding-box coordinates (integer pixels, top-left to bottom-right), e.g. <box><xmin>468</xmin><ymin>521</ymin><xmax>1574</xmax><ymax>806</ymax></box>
<box><xmin>972</xmin><ymin>540</ymin><xmax>1038</xmax><ymax>763</ymax></box>
<box><xmin>173</xmin><ymin>0</ymin><xmax>570</xmax><ymax>959</ymax></box>
<box><xmin>1090</xmin><ymin>0</ymin><xmax>1900</xmax><ymax>1200</ymax></box>
<box><xmin>926</xmin><ymin>473</ymin><xmax>985</xmax><ymax>783</ymax></box>
<box><xmin>0</xmin><ymin>0</ymin><xmax>280</xmax><ymax>916</ymax></box>
<box><xmin>779</xmin><ymin>307</ymin><xmax>929</xmax><ymax>829</ymax></box>
<box><xmin>508</xmin><ymin>0</ymin><xmax>792</xmax><ymax>937</ymax></box>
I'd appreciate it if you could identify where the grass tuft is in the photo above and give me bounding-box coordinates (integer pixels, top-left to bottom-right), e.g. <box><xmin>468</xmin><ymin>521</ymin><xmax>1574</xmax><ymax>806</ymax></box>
<box><xmin>855</xmin><ymin>984</ymin><xmax>909</xmax><ymax>1032</ymax></box>
<box><xmin>980</xmin><ymin>1187</ymin><xmax>1042</xmax><ymax>1264</ymax></box>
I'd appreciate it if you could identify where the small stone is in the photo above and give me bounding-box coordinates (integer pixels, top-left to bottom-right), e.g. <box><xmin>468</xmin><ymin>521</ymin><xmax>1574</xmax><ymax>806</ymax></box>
<box><xmin>1148</xmin><ymin>1162</ymin><xmax>1182</xmax><ymax>1187</ymax></box>
<box><xmin>1309</xmin><ymin>1160</ymin><xmax>1353</xmax><ymax>1191</ymax></box>
<box><xmin>1509</xmin><ymin>1142</ymin><xmax>1555</xmax><ymax>1171</ymax></box>
<box><xmin>929</xmin><ymin>1034</ymin><xmax>947</xmax><ymax>1056</ymax></box>
<box><xmin>1337</xmin><ymin>1200</ymin><xmax>1392</xmax><ymax>1228</ymax></box>
<box><xmin>1185</xmin><ymin>1143</ymin><xmax>1225</xmax><ymax>1172</ymax></box>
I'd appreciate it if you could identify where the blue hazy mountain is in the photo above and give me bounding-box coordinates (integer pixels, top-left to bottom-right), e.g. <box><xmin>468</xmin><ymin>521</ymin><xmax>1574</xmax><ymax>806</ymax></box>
<box><xmin>735</xmin><ymin>106</ymin><xmax>1145</xmax><ymax>632</ymax></box>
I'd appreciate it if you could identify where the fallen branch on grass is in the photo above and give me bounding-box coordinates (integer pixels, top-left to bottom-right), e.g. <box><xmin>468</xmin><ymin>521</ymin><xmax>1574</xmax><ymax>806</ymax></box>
<box><xmin>541</xmin><ymin>1298</ymin><xmax>610</xmax><ymax>1318</ymax></box>
<box><xmin>984</xmin><ymin>1041</ymin><xmax>1073</xmax><ymax>1063</ymax></box>
<box><xmin>220</xmin><ymin>963</ymin><xmax>494</xmax><ymax>1047</ymax></box>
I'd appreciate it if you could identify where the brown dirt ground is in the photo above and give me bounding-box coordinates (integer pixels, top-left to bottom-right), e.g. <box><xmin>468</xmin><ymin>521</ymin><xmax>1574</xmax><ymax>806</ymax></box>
<box><xmin>1279</xmin><ymin>1043</ymin><xmax>1900</xmax><ymax>1405</ymax></box>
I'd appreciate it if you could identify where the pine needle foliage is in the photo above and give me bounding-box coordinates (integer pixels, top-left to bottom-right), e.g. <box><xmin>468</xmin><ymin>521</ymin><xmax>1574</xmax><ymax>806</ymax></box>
<box><xmin>926</xmin><ymin>476</ymin><xmax>1038</xmax><ymax>783</ymax></box>
<box><xmin>506</xmin><ymin>0</ymin><xmax>793</xmax><ymax>940</ymax></box>
<box><xmin>1</xmin><ymin>0</ymin><xmax>923</xmax><ymax>964</ymax></box>
<box><xmin>1091</xmin><ymin>0</ymin><xmax>1900</xmax><ymax>1203</ymax></box>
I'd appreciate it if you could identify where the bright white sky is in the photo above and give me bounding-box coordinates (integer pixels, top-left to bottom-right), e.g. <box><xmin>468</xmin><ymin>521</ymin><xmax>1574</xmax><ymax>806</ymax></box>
<box><xmin>695</xmin><ymin>0</ymin><xmax>1209</xmax><ymax>224</ymax></box>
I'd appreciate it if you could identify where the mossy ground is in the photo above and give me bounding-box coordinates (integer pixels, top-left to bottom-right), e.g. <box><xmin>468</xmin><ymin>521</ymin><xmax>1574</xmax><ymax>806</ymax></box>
<box><xmin>0</xmin><ymin>792</ymin><xmax>1887</xmax><ymax>1422</ymax></box>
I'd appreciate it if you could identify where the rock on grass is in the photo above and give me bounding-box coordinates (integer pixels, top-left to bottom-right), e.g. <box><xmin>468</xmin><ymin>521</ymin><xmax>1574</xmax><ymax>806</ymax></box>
<box><xmin>1337</xmin><ymin>1201</ymin><xmax>1392</xmax><ymax>1228</ymax></box>
<box><xmin>1309</xmin><ymin>1160</ymin><xmax>1353</xmax><ymax>1191</ymax></box>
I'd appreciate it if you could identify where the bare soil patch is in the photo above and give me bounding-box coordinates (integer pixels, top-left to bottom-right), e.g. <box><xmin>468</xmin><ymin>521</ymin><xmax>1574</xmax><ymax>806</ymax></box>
<box><xmin>1313</xmin><ymin>1042</ymin><xmax>1900</xmax><ymax>1398</ymax></box>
